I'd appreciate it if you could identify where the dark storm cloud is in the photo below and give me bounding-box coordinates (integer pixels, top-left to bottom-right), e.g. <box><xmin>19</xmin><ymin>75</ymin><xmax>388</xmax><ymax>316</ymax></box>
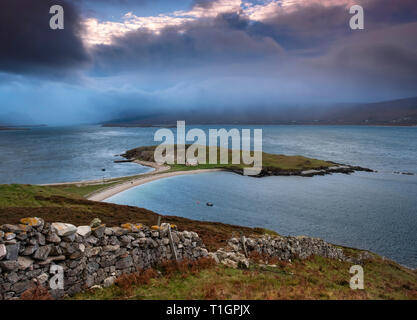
<box><xmin>93</xmin><ymin>0</ymin><xmax>417</xmax><ymax>72</ymax></box>
<box><xmin>247</xmin><ymin>0</ymin><xmax>417</xmax><ymax>51</ymax></box>
<box><xmin>0</xmin><ymin>0</ymin><xmax>89</xmax><ymax>76</ymax></box>
<box><xmin>1</xmin><ymin>0</ymin><xmax>416</xmax><ymax>125</ymax></box>
<box><xmin>92</xmin><ymin>13</ymin><xmax>283</xmax><ymax>73</ymax></box>
<box><xmin>319</xmin><ymin>22</ymin><xmax>417</xmax><ymax>89</ymax></box>
<box><xmin>88</xmin><ymin>0</ymin><xmax>417</xmax><ymax>110</ymax></box>
<box><xmin>364</xmin><ymin>0</ymin><xmax>417</xmax><ymax>25</ymax></box>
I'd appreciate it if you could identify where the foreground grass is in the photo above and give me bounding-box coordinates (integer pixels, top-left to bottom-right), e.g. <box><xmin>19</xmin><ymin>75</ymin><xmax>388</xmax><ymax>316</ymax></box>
<box><xmin>72</xmin><ymin>256</ymin><xmax>417</xmax><ymax>300</ymax></box>
<box><xmin>0</xmin><ymin>182</ymin><xmax>126</xmax><ymax>206</ymax></box>
<box><xmin>0</xmin><ymin>184</ymin><xmax>80</xmax><ymax>207</ymax></box>
<box><xmin>0</xmin><ymin>183</ymin><xmax>120</xmax><ymax>206</ymax></box>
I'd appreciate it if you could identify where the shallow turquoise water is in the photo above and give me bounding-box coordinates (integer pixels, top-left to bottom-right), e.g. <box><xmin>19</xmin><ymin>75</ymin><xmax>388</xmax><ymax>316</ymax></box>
<box><xmin>107</xmin><ymin>171</ymin><xmax>417</xmax><ymax>268</ymax></box>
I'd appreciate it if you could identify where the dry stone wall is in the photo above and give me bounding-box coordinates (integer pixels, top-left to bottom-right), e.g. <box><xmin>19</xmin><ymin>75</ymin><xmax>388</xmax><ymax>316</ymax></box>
<box><xmin>226</xmin><ymin>235</ymin><xmax>347</xmax><ymax>261</ymax></box>
<box><xmin>0</xmin><ymin>218</ymin><xmax>208</xmax><ymax>300</ymax></box>
<box><xmin>0</xmin><ymin>217</ymin><xmax>363</xmax><ymax>300</ymax></box>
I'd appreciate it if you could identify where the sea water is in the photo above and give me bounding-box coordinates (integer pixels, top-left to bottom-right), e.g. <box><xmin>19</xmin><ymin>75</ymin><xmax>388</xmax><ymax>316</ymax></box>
<box><xmin>1</xmin><ymin>125</ymin><xmax>416</xmax><ymax>267</ymax></box>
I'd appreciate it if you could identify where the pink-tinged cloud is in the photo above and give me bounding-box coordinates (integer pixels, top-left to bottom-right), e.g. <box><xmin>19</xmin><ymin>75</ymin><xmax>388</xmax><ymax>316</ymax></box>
<box><xmin>82</xmin><ymin>0</ymin><xmax>358</xmax><ymax>46</ymax></box>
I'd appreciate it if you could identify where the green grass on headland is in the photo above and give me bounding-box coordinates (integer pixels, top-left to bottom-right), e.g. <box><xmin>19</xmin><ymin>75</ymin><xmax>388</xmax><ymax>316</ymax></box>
<box><xmin>0</xmin><ymin>184</ymin><xmax>80</xmax><ymax>207</ymax></box>
<box><xmin>0</xmin><ymin>183</ymin><xmax>120</xmax><ymax>207</ymax></box>
<box><xmin>123</xmin><ymin>145</ymin><xmax>335</xmax><ymax>174</ymax></box>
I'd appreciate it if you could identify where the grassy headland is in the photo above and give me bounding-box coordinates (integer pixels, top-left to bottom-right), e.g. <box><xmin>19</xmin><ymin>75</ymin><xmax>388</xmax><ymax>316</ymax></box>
<box><xmin>123</xmin><ymin>145</ymin><xmax>340</xmax><ymax>175</ymax></box>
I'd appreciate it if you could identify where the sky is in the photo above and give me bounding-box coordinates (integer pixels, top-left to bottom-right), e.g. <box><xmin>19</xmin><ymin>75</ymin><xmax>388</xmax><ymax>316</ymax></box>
<box><xmin>0</xmin><ymin>0</ymin><xmax>416</xmax><ymax>125</ymax></box>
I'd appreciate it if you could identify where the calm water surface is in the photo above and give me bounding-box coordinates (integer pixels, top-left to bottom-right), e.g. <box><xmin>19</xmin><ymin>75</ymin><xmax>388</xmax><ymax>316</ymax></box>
<box><xmin>107</xmin><ymin>171</ymin><xmax>417</xmax><ymax>268</ymax></box>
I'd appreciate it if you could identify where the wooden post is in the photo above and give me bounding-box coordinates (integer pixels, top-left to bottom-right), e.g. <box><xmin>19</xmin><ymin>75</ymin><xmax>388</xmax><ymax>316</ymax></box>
<box><xmin>240</xmin><ymin>232</ymin><xmax>248</xmax><ymax>258</ymax></box>
<box><xmin>168</xmin><ymin>225</ymin><xmax>178</xmax><ymax>261</ymax></box>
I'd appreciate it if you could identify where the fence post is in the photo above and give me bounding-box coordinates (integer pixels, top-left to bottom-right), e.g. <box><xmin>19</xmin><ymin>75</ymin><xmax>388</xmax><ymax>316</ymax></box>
<box><xmin>240</xmin><ymin>232</ymin><xmax>248</xmax><ymax>258</ymax></box>
<box><xmin>168</xmin><ymin>225</ymin><xmax>178</xmax><ymax>261</ymax></box>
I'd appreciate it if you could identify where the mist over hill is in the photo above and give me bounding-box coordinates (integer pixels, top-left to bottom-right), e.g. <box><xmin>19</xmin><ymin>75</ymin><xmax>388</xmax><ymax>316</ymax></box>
<box><xmin>103</xmin><ymin>97</ymin><xmax>417</xmax><ymax>126</ymax></box>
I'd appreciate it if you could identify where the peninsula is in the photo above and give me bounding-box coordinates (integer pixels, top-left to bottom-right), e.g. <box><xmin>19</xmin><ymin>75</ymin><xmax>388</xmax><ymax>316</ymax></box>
<box><xmin>83</xmin><ymin>145</ymin><xmax>373</xmax><ymax>201</ymax></box>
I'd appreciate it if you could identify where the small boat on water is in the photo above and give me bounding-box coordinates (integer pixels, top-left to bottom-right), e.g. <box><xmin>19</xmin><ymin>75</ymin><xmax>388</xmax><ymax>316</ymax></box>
<box><xmin>206</xmin><ymin>202</ymin><xmax>214</xmax><ymax>207</ymax></box>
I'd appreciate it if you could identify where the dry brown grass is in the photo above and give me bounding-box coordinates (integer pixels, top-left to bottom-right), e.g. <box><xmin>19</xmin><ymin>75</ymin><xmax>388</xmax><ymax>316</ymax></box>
<box><xmin>248</xmin><ymin>251</ymin><xmax>281</xmax><ymax>265</ymax></box>
<box><xmin>115</xmin><ymin>268</ymin><xmax>159</xmax><ymax>296</ymax></box>
<box><xmin>159</xmin><ymin>257</ymin><xmax>217</xmax><ymax>278</ymax></box>
<box><xmin>20</xmin><ymin>284</ymin><xmax>54</xmax><ymax>300</ymax></box>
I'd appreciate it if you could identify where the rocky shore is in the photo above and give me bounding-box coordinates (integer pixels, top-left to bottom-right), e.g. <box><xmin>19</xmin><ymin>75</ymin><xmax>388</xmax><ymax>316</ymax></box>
<box><xmin>229</xmin><ymin>164</ymin><xmax>374</xmax><ymax>178</ymax></box>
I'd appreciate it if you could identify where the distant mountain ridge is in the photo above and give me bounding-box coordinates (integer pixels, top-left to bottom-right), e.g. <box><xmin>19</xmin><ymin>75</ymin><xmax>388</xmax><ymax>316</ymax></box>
<box><xmin>103</xmin><ymin>97</ymin><xmax>417</xmax><ymax>126</ymax></box>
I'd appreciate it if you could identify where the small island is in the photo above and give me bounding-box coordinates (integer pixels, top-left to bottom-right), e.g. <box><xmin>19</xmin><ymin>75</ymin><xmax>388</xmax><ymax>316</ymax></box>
<box><xmin>122</xmin><ymin>144</ymin><xmax>373</xmax><ymax>177</ymax></box>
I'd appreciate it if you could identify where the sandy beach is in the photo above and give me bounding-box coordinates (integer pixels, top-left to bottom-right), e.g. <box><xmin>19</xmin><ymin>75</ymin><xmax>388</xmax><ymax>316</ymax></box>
<box><xmin>87</xmin><ymin>168</ymin><xmax>225</xmax><ymax>202</ymax></box>
<box><xmin>41</xmin><ymin>159</ymin><xmax>225</xmax><ymax>201</ymax></box>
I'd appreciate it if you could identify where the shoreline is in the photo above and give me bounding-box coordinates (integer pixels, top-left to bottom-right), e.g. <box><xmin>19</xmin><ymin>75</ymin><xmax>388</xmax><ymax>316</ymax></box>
<box><xmin>86</xmin><ymin>163</ymin><xmax>373</xmax><ymax>202</ymax></box>
<box><xmin>40</xmin><ymin>160</ymin><xmax>166</xmax><ymax>187</ymax></box>
<box><xmin>87</xmin><ymin>168</ymin><xmax>225</xmax><ymax>202</ymax></box>
<box><xmin>40</xmin><ymin>158</ymin><xmax>375</xmax><ymax>202</ymax></box>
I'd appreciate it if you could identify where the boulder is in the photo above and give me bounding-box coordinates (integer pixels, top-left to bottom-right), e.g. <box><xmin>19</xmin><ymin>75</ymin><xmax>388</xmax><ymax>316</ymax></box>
<box><xmin>38</xmin><ymin>255</ymin><xmax>65</xmax><ymax>265</ymax></box>
<box><xmin>115</xmin><ymin>256</ymin><xmax>133</xmax><ymax>269</ymax></box>
<box><xmin>5</xmin><ymin>243</ymin><xmax>20</xmax><ymax>260</ymax></box>
<box><xmin>51</xmin><ymin>223</ymin><xmax>77</xmax><ymax>237</ymax></box>
<box><xmin>17</xmin><ymin>256</ymin><xmax>34</xmax><ymax>270</ymax></box>
<box><xmin>76</xmin><ymin>226</ymin><xmax>92</xmax><ymax>238</ymax></box>
<box><xmin>1</xmin><ymin>224</ymin><xmax>22</xmax><ymax>234</ymax></box>
<box><xmin>0</xmin><ymin>244</ymin><xmax>6</xmax><ymax>260</ymax></box>
<box><xmin>33</xmin><ymin>245</ymin><xmax>51</xmax><ymax>260</ymax></box>
<box><xmin>62</xmin><ymin>234</ymin><xmax>76</xmax><ymax>242</ymax></box>
<box><xmin>103</xmin><ymin>245</ymin><xmax>120</xmax><ymax>252</ymax></box>
<box><xmin>87</xmin><ymin>261</ymin><xmax>100</xmax><ymax>273</ymax></box>
<box><xmin>20</xmin><ymin>217</ymin><xmax>43</xmax><ymax>228</ymax></box>
<box><xmin>103</xmin><ymin>276</ymin><xmax>116</xmax><ymax>288</ymax></box>
<box><xmin>0</xmin><ymin>260</ymin><xmax>19</xmax><ymax>271</ymax></box>
<box><xmin>5</xmin><ymin>232</ymin><xmax>16</xmax><ymax>241</ymax></box>
<box><xmin>92</xmin><ymin>225</ymin><xmax>106</xmax><ymax>238</ymax></box>
<box><xmin>12</xmin><ymin>280</ymin><xmax>33</xmax><ymax>294</ymax></box>
<box><xmin>110</xmin><ymin>227</ymin><xmax>127</xmax><ymax>236</ymax></box>
<box><xmin>47</xmin><ymin>233</ymin><xmax>61</xmax><ymax>243</ymax></box>
<box><xmin>221</xmin><ymin>258</ymin><xmax>238</xmax><ymax>269</ymax></box>
<box><xmin>36</xmin><ymin>273</ymin><xmax>49</xmax><ymax>285</ymax></box>
<box><xmin>237</xmin><ymin>258</ymin><xmax>250</xmax><ymax>269</ymax></box>
<box><xmin>85</xmin><ymin>247</ymin><xmax>101</xmax><ymax>257</ymax></box>
<box><xmin>22</xmin><ymin>245</ymin><xmax>38</xmax><ymax>256</ymax></box>
<box><xmin>89</xmin><ymin>218</ymin><xmax>102</xmax><ymax>228</ymax></box>
<box><xmin>208</xmin><ymin>252</ymin><xmax>219</xmax><ymax>263</ymax></box>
